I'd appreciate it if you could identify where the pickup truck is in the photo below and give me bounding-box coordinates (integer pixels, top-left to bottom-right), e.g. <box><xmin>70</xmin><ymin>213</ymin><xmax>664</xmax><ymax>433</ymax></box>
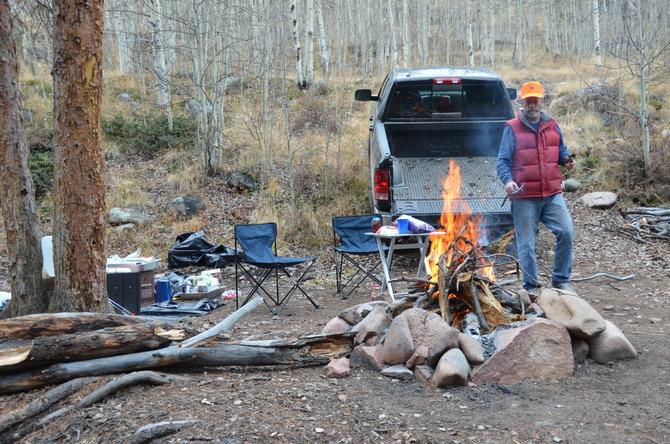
<box><xmin>355</xmin><ymin>67</ymin><xmax>517</xmax><ymax>241</ymax></box>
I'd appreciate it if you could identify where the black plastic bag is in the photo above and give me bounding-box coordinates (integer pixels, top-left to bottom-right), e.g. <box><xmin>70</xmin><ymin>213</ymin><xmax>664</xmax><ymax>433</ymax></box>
<box><xmin>167</xmin><ymin>231</ymin><xmax>237</xmax><ymax>269</ymax></box>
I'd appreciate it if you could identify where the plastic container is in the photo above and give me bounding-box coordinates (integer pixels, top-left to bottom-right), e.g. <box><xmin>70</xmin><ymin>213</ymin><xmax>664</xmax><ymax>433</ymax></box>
<box><xmin>396</xmin><ymin>218</ymin><xmax>410</xmax><ymax>234</ymax></box>
<box><xmin>154</xmin><ymin>278</ymin><xmax>173</xmax><ymax>304</ymax></box>
<box><xmin>371</xmin><ymin>215</ymin><xmax>383</xmax><ymax>233</ymax></box>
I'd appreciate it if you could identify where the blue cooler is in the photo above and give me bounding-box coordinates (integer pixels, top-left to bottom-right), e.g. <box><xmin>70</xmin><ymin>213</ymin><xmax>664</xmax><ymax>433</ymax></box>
<box><xmin>154</xmin><ymin>278</ymin><xmax>173</xmax><ymax>304</ymax></box>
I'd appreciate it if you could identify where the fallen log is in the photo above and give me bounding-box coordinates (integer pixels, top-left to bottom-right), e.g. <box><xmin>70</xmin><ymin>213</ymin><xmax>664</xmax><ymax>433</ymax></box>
<box><xmin>179</xmin><ymin>295</ymin><xmax>264</xmax><ymax>348</ymax></box>
<box><xmin>11</xmin><ymin>372</ymin><xmax>188</xmax><ymax>441</ymax></box>
<box><xmin>0</xmin><ymin>332</ymin><xmax>355</xmax><ymax>394</ymax></box>
<box><xmin>0</xmin><ymin>377</ymin><xmax>96</xmax><ymax>433</ymax></box>
<box><xmin>0</xmin><ymin>323</ymin><xmax>185</xmax><ymax>373</ymax></box>
<box><xmin>0</xmin><ymin>312</ymin><xmax>145</xmax><ymax>340</ymax></box>
<box><xmin>130</xmin><ymin>420</ymin><xmax>201</xmax><ymax>444</ymax></box>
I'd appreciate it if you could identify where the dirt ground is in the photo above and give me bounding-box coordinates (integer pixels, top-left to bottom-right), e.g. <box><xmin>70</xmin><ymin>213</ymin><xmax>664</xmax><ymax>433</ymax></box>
<box><xmin>1</xmin><ymin>197</ymin><xmax>669</xmax><ymax>443</ymax></box>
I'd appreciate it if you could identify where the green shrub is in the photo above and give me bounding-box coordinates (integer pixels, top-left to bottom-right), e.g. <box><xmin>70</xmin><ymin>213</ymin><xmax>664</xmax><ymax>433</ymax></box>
<box><xmin>29</xmin><ymin>150</ymin><xmax>54</xmax><ymax>197</ymax></box>
<box><xmin>102</xmin><ymin>112</ymin><xmax>197</xmax><ymax>157</ymax></box>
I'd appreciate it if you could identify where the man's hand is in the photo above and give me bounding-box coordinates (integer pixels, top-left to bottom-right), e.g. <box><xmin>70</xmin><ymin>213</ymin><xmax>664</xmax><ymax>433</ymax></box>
<box><xmin>564</xmin><ymin>156</ymin><xmax>575</xmax><ymax>171</ymax></box>
<box><xmin>504</xmin><ymin>181</ymin><xmax>521</xmax><ymax>195</ymax></box>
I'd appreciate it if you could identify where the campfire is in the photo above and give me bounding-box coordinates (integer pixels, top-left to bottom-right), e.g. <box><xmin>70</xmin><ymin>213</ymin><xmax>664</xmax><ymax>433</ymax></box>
<box><xmin>420</xmin><ymin>160</ymin><xmax>517</xmax><ymax>333</ymax></box>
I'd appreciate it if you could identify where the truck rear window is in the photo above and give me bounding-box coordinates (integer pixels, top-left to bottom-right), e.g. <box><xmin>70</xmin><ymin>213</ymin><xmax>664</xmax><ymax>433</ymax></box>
<box><xmin>387</xmin><ymin>80</ymin><xmax>509</xmax><ymax>120</ymax></box>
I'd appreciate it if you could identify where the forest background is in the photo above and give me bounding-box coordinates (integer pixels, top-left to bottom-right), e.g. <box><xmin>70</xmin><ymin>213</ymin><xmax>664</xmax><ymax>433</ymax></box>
<box><xmin>2</xmin><ymin>0</ymin><xmax>669</xmax><ymax>310</ymax></box>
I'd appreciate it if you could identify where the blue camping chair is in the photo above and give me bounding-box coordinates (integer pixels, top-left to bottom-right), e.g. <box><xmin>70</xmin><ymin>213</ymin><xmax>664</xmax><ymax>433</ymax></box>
<box><xmin>234</xmin><ymin>223</ymin><xmax>318</xmax><ymax>314</ymax></box>
<box><xmin>332</xmin><ymin>215</ymin><xmax>384</xmax><ymax>299</ymax></box>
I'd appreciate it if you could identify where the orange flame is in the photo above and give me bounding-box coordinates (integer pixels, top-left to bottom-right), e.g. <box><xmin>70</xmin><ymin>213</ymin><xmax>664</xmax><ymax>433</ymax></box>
<box><xmin>426</xmin><ymin>160</ymin><xmax>495</xmax><ymax>288</ymax></box>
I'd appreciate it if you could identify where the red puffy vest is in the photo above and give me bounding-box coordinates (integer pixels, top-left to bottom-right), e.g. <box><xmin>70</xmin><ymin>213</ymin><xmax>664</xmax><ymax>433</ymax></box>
<box><xmin>507</xmin><ymin>115</ymin><xmax>563</xmax><ymax>199</ymax></box>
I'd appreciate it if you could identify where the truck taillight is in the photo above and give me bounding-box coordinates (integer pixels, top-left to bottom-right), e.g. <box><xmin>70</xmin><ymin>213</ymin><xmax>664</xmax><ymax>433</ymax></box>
<box><xmin>433</xmin><ymin>78</ymin><xmax>461</xmax><ymax>85</ymax></box>
<box><xmin>374</xmin><ymin>168</ymin><xmax>390</xmax><ymax>201</ymax></box>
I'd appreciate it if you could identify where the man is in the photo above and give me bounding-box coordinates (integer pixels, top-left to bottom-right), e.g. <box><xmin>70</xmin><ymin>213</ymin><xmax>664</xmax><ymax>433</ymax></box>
<box><xmin>496</xmin><ymin>81</ymin><xmax>576</xmax><ymax>294</ymax></box>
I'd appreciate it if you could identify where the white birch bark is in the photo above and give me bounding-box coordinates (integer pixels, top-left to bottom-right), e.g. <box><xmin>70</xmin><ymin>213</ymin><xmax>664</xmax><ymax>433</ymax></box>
<box><xmin>592</xmin><ymin>0</ymin><xmax>603</xmax><ymax>65</ymax></box>
<box><xmin>305</xmin><ymin>0</ymin><xmax>314</xmax><ymax>86</ymax></box>
<box><xmin>290</xmin><ymin>0</ymin><xmax>306</xmax><ymax>88</ymax></box>
<box><xmin>315</xmin><ymin>0</ymin><xmax>330</xmax><ymax>75</ymax></box>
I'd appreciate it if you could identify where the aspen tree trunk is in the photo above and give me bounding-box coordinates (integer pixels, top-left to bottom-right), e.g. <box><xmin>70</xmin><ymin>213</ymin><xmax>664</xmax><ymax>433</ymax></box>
<box><xmin>512</xmin><ymin>0</ymin><xmax>525</xmax><ymax>67</ymax></box>
<box><xmin>486</xmin><ymin>0</ymin><xmax>495</xmax><ymax>66</ymax></box>
<box><xmin>388</xmin><ymin>0</ymin><xmax>398</xmax><ymax>68</ymax></box>
<box><xmin>51</xmin><ymin>0</ymin><xmax>109</xmax><ymax>313</ymax></box>
<box><xmin>315</xmin><ymin>0</ymin><xmax>330</xmax><ymax>75</ymax></box>
<box><xmin>592</xmin><ymin>0</ymin><xmax>603</xmax><ymax>65</ymax></box>
<box><xmin>402</xmin><ymin>0</ymin><xmax>409</xmax><ymax>66</ymax></box>
<box><xmin>466</xmin><ymin>1</ymin><xmax>475</xmax><ymax>66</ymax></box>
<box><xmin>149</xmin><ymin>0</ymin><xmax>172</xmax><ymax>129</ymax></box>
<box><xmin>113</xmin><ymin>0</ymin><xmax>132</xmax><ymax>74</ymax></box>
<box><xmin>305</xmin><ymin>0</ymin><xmax>314</xmax><ymax>86</ymax></box>
<box><xmin>0</xmin><ymin>0</ymin><xmax>47</xmax><ymax>318</ymax></box>
<box><xmin>290</xmin><ymin>0</ymin><xmax>306</xmax><ymax>89</ymax></box>
<box><xmin>636</xmin><ymin>0</ymin><xmax>651</xmax><ymax>176</ymax></box>
<box><xmin>420</xmin><ymin>0</ymin><xmax>429</xmax><ymax>65</ymax></box>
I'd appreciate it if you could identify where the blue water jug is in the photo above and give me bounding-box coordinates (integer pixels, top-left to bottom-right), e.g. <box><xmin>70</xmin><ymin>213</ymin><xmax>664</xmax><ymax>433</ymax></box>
<box><xmin>154</xmin><ymin>278</ymin><xmax>173</xmax><ymax>304</ymax></box>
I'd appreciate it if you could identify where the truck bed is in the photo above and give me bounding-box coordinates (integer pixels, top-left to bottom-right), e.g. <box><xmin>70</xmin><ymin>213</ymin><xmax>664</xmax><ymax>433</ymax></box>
<box><xmin>391</xmin><ymin>156</ymin><xmax>510</xmax><ymax>219</ymax></box>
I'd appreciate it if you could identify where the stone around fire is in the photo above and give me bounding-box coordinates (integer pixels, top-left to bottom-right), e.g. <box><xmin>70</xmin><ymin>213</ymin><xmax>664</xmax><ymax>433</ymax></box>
<box><xmin>537</xmin><ymin>289</ymin><xmax>606</xmax><ymax>339</ymax></box>
<box><xmin>382</xmin><ymin>314</ymin><xmax>414</xmax><ymax>365</ymax></box>
<box><xmin>471</xmin><ymin>318</ymin><xmax>574</xmax><ymax>385</ymax></box>
<box><xmin>432</xmin><ymin>348</ymin><xmax>470</xmax><ymax>388</ymax></box>
<box><xmin>400</xmin><ymin>308</ymin><xmax>459</xmax><ymax>367</ymax></box>
<box><xmin>587</xmin><ymin>320</ymin><xmax>637</xmax><ymax>364</ymax></box>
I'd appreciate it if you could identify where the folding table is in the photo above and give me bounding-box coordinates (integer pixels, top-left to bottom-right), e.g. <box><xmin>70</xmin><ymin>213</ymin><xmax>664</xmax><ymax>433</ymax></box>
<box><xmin>367</xmin><ymin>231</ymin><xmax>444</xmax><ymax>301</ymax></box>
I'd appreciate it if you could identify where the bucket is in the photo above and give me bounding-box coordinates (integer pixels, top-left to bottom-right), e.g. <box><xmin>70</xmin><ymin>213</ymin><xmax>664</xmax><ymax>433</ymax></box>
<box><xmin>154</xmin><ymin>278</ymin><xmax>173</xmax><ymax>304</ymax></box>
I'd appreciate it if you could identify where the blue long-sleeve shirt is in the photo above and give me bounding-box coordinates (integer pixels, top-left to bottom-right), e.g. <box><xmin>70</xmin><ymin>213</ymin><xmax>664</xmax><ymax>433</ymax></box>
<box><xmin>496</xmin><ymin>114</ymin><xmax>571</xmax><ymax>185</ymax></box>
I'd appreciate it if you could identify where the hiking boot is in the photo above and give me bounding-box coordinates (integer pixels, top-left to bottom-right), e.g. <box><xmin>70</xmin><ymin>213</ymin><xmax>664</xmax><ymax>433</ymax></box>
<box><xmin>551</xmin><ymin>281</ymin><xmax>576</xmax><ymax>295</ymax></box>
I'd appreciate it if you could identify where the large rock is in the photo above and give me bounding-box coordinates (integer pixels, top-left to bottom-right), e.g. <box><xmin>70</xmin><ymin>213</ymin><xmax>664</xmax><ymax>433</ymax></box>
<box><xmin>321</xmin><ymin>316</ymin><xmax>351</xmax><ymax>335</ymax></box>
<box><xmin>431</xmin><ymin>348</ymin><xmax>470</xmax><ymax>388</ymax></box>
<box><xmin>414</xmin><ymin>365</ymin><xmax>435</xmax><ymax>383</ymax></box>
<box><xmin>350</xmin><ymin>305</ymin><xmax>391</xmax><ymax>345</ymax></box>
<box><xmin>458</xmin><ymin>333</ymin><xmax>485</xmax><ymax>365</ymax></box>
<box><xmin>400</xmin><ymin>308</ymin><xmax>459</xmax><ymax>367</ymax></box>
<box><xmin>382</xmin><ymin>315</ymin><xmax>414</xmax><ymax>365</ymax></box>
<box><xmin>405</xmin><ymin>345</ymin><xmax>428</xmax><ymax>369</ymax></box>
<box><xmin>338</xmin><ymin>301</ymin><xmax>387</xmax><ymax>325</ymax></box>
<box><xmin>537</xmin><ymin>289</ymin><xmax>606</xmax><ymax>339</ymax></box>
<box><xmin>350</xmin><ymin>344</ymin><xmax>385</xmax><ymax>371</ymax></box>
<box><xmin>226</xmin><ymin>172</ymin><xmax>258</xmax><ymax>192</ymax></box>
<box><xmin>168</xmin><ymin>196</ymin><xmax>205</xmax><ymax>219</ymax></box>
<box><xmin>579</xmin><ymin>192</ymin><xmax>617</xmax><ymax>209</ymax></box>
<box><xmin>108</xmin><ymin>206</ymin><xmax>153</xmax><ymax>226</ymax></box>
<box><xmin>381</xmin><ymin>365</ymin><xmax>414</xmax><ymax>380</ymax></box>
<box><xmin>587</xmin><ymin>320</ymin><xmax>637</xmax><ymax>364</ymax></box>
<box><xmin>571</xmin><ymin>338</ymin><xmax>590</xmax><ymax>364</ymax></box>
<box><xmin>471</xmin><ymin>318</ymin><xmax>574</xmax><ymax>385</ymax></box>
<box><xmin>324</xmin><ymin>357</ymin><xmax>350</xmax><ymax>378</ymax></box>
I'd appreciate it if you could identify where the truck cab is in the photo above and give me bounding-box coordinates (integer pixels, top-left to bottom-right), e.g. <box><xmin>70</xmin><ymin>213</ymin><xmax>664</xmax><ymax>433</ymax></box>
<box><xmin>356</xmin><ymin>67</ymin><xmax>517</xmax><ymax>240</ymax></box>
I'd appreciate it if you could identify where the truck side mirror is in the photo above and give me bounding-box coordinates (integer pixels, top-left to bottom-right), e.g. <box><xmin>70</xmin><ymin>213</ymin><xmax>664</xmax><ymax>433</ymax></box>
<box><xmin>355</xmin><ymin>89</ymin><xmax>378</xmax><ymax>101</ymax></box>
<box><xmin>507</xmin><ymin>88</ymin><xmax>517</xmax><ymax>100</ymax></box>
